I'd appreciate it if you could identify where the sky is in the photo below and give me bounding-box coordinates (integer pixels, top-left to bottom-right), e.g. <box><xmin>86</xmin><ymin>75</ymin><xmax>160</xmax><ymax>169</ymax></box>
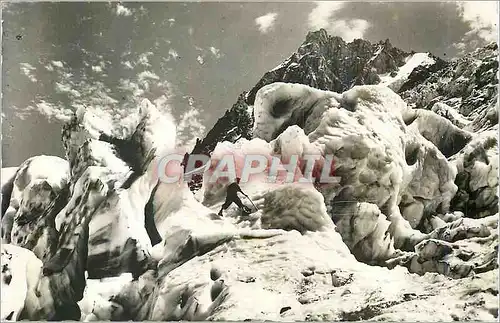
<box><xmin>1</xmin><ymin>1</ymin><xmax>498</xmax><ymax>167</ymax></box>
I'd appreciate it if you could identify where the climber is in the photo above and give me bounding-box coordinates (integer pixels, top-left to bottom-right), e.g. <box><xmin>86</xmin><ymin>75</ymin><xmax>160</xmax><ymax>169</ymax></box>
<box><xmin>218</xmin><ymin>178</ymin><xmax>252</xmax><ymax>216</ymax></box>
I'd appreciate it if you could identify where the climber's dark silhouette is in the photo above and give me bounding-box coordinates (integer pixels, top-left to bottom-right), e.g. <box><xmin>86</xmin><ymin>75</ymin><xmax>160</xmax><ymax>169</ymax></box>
<box><xmin>218</xmin><ymin>178</ymin><xmax>251</xmax><ymax>216</ymax></box>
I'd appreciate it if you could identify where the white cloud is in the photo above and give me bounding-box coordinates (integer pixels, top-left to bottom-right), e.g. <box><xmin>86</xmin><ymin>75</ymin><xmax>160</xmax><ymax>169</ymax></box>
<box><xmin>188</xmin><ymin>27</ymin><xmax>194</xmax><ymax>36</ymax></box>
<box><xmin>136</xmin><ymin>71</ymin><xmax>160</xmax><ymax>91</ymax></box>
<box><xmin>209</xmin><ymin>46</ymin><xmax>222</xmax><ymax>59</ymax></box>
<box><xmin>51</xmin><ymin>61</ymin><xmax>64</xmax><ymax>68</ymax></box>
<box><xmin>20</xmin><ymin>54</ymin><xmax>178</xmax><ymax>131</ymax></box>
<box><xmin>197</xmin><ymin>55</ymin><xmax>204</xmax><ymax>65</ymax></box>
<box><xmin>308</xmin><ymin>2</ymin><xmax>345</xmax><ymax>30</ymax></box>
<box><xmin>176</xmin><ymin>106</ymin><xmax>205</xmax><ymax>150</ymax></box>
<box><xmin>119</xmin><ymin>78</ymin><xmax>145</xmax><ymax>97</ymax></box>
<box><xmin>255</xmin><ymin>12</ymin><xmax>278</xmax><ymax>34</ymax></box>
<box><xmin>330</xmin><ymin>19</ymin><xmax>370</xmax><ymax>42</ymax></box>
<box><xmin>20</xmin><ymin>63</ymin><xmax>37</xmax><ymax>82</ymax></box>
<box><xmin>116</xmin><ymin>3</ymin><xmax>133</xmax><ymax>16</ymax></box>
<box><xmin>55</xmin><ymin>82</ymin><xmax>81</xmax><ymax>97</ymax></box>
<box><xmin>168</xmin><ymin>49</ymin><xmax>180</xmax><ymax>60</ymax></box>
<box><xmin>138</xmin><ymin>71</ymin><xmax>160</xmax><ymax>82</ymax></box>
<box><xmin>137</xmin><ymin>52</ymin><xmax>153</xmax><ymax>67</ymax></box>
<box><xmin>20</xmin><ymin>62</ymin><xmax>35</xmax><ymax>70</ymax></box>
<box><xmin>307</xmin><ymin>1</ymin><xmax>369</xmax><ymax>42</ymax></box>
<box><xmin>456</xmin><ymin>1</ymin><xmax>498</xmax><ymax>42</ymax></box>
<box><xmin>122</xmin><ymin>61</ymin><xmax>134</xmax><ymax>69</ymax></box>
<box><xmin>153</xmin><ymin>94</ymin><xmax>173</xmax><ymax>115</ymax></box>
<box><xmin>92</xmin><ymin>65</ymin><xmax>103</xmax><ymax>73</ymax></box>
<box><xmin>34</xmin><ymin>100</ymin><xmax>73</xmax><ymax>122</ymax></box>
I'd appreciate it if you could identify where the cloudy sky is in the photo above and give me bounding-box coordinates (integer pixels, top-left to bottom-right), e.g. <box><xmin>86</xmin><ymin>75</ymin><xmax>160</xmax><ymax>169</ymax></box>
<box><xmin>2</xmin><ymin>1</ymin><xmax>498</xmax><ymax>167</ymax></box>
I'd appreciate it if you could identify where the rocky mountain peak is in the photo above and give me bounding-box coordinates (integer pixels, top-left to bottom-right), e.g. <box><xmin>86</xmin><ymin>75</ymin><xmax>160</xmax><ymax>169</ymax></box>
<box><xmin>304</xmin><ymin>28</ymin><xmax>333</xmax><ymax>46</ymax></box>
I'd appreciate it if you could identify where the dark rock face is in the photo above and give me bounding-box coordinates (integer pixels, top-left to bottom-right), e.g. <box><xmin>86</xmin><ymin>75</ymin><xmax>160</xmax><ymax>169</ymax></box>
<box><xmin>246</xmin><ymin>33</ymin><xmax>409</xmax><ymax>103</ymax></box>
<box><xmin>189</xmin><ymin>93</ymin><xmax>253</xmax><ymax>191</ymax></box>
<box><xmin>191</xmin><ymin>92</ymin><xmax>254</xmax><ymax>157</ymax></box>
<box><xmin>398</xmin><ymin>55</ymin><xmax>449</xmax><ymax>93</ymax></box>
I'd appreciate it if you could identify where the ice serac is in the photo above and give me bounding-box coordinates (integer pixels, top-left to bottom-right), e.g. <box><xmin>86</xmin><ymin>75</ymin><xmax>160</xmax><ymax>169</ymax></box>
<box><xmin>76</xmin><ymin>176</ymin><xmax>498</xmax><ymax>321</ymax></box>
<box><xmin>2</xmin><ymin>156</ymin><xmax>69</xmax><ymax>253</ymax></box>
<box><xmin>1</xmin><ymin>245</ymin><xmax>43</xmax><ymax>321</ymax></box>
<box><xmin>0</xmin><ymin>97</ymin><xmax>177</xmax><ymax>320</ymax></box>
<box><xmin>251</xmin><ymin>82</ymin><xmax>498</xmax><ymax>274</ymax></box>
<box><xmin>58</xmin><ymin>98</ymin><xmax>176</xmax><ymax>281</ymax></box>
<box><xmin>450</xmin><ymin>130</ymin><xmax>499</xmax><ymax>218</ymax></box>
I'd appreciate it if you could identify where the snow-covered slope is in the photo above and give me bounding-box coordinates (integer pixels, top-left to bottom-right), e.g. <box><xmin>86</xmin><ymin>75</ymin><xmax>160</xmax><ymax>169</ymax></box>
<box><xmin>379</xmin><ymin>52</ymin><xmax>436</xmax><ymax>92</ymax></box>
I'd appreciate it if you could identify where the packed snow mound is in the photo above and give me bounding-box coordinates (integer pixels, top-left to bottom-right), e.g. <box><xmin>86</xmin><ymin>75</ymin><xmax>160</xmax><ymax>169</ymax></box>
<box><xmin>260</xmin><ymin>185</ymin><xmax>334</xmax><ymax>233</ymax></box>
<box><xmin>379</xmin><ymin>52</ymin><xmax>436</xmax><ymax>92</ymax></box>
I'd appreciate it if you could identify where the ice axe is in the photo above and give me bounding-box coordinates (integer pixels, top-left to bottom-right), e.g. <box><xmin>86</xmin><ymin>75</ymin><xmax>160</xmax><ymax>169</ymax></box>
<box><xmin>243</xmin><ymin>194</ymin><xmax>259</xmax><ymax>211</ymax></box>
